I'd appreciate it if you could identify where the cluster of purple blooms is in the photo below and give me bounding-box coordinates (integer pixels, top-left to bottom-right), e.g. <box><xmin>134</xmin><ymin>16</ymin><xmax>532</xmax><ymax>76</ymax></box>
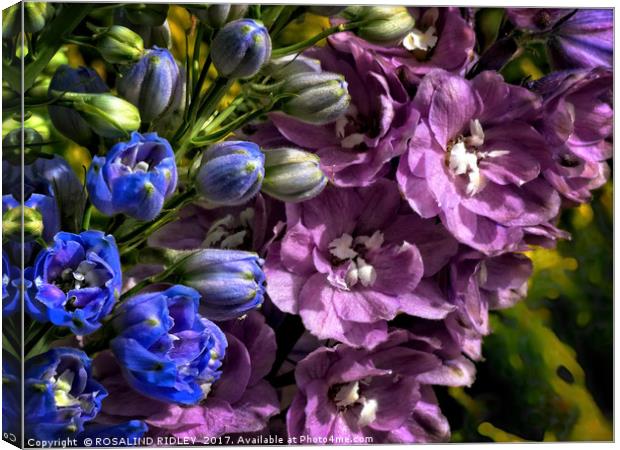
<box><xmin>2</xmin><ymin>5</ymin><xmax>612</xmax><ymax>446</ymax></box>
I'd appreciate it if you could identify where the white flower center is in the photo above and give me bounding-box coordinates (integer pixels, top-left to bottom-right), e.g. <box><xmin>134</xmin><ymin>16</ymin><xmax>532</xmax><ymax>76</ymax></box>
<box><xmin>52</xmin><ymin>370</ymin><xmax>80</xmax><ymax>408</ymax></box>
<box><xmin>328</xmin><ymin>231</ymin><xmax>383</xmax><ymax>289</ymax></box>
<box><xmin>202</xmin><ymin>208</ymin><xmax>255</xmax><ymax>249</ymax></box>
<box><xmin>403</xmin><ymin>26</ymin><xmax>438</xmax><ymax>52</ymax></box>
<box><xmin>333</xmin><ymin>381</ymin><xmax>379</xmax><ymax>428</ymax></box>
<box><xmin>334</xmin><ymin>381</ymin><xmax>360</xmax><ymax>408</ymax></box>
<box><xmin>447</xmin><ymin>119</ymin><xmax>509</xmax><ymax>196</ymax></box>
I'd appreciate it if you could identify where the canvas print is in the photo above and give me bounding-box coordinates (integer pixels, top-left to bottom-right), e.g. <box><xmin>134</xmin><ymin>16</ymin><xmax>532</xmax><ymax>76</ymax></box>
<box><xmin>1</xmin><ymin>3</ymin><xmax>613</xmax><ymax>447</ymax></box>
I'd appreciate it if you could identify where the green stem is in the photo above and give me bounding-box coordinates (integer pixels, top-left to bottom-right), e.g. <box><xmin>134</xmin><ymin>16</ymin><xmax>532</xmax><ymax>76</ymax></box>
<box><xmin>116</xmin><ymin>188</ymin><xmax>197</xmax><ymax>246</ymax></box>
<box><xmin>270</xmin><ymin>5</ymin><xmax>301</xmax><ymax>37</ymax></box>
<box><xmin>271</xmin><ymin>22</ymin><xmax>356</xmax><ymax>58</ymax></box>
<box><xmin>23</xmin><ymin>3</ymin><xmax>94</xmax><ymax>91</ymax></box>
<box><xmin>82</xmin><ymin>203</ymin><xmax>93</xmax><ymax>230</ymax></box>
<box><xmin>262</xmin><ymin>5</ymin><xmax>287</xmax><ymax>28</ymax></box>
<box><xmin>191</xmin><ymin>105</ymin><xmax>270</xmax><ymax>146</ymax></box>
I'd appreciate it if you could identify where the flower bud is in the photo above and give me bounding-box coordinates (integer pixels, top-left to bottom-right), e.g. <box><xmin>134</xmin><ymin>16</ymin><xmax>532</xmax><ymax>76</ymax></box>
<box><xmin>57</xmin><ymin>92</ymin><xmax>141</xmax><ymax>139</ymax></box>
<box><xmin>307</xmin><ymin>6</ymin><xmax>347</xmax><ymax>16</ymax></box>
<box><xmin>176</xmin><ymin>249</ymin><xmax>266</xmax><ymax>321</ymax></box>
<box><xmin>261</xmin><ymin>147</ymin><xmax>327</xmax><ymax>202</ymax></box>
<box><xmin>211</xmin><ymin>19</ymin><xmax>272</xmax><ymax>79</ymax></box>
<box><xmin>263</xmin><ymin>54</ymin><xmax>322</xmax><ymax>81</ymax></box>
<box><xmin>279</xmin><ymin>72</ymin><xmax>350</xmax><ymax>124</ymax></box>
<box><xmin>2</xmin><ymin>2</ymin><xmax>55</xmax><ymax>38</ymax></box>
<box><xmin>3</xmin><ymin>128</ymin><xmax>44</xmax><ymax>163</ymax></box>
<box><xmin>196</xmin><ymin>141</ymin><xmax>265</xmax><ymax>206</ymax></box>
<box><xmin>48</xmin><ymin>65</ymin><xmax>109</xmax><ymax>146</ymax></box>
<box><xmin>123</xmin><ymin>3</ymin><xmax>169</xmax><ymax>26</ymax></box>
<box><xmin>344</xmin><ymin>6</ymin><xmax>415</xmax><ymax>45</ymax></box>
<box><xmin>3</xmin><ymin>206</ymin><xmax>44</xmax><ymax>241</ymax></box>
<box><xmin>95</xmin><ymin>25</ymin><xmax>145</xmax><ymax>64</ymax></box>
<box><xmin>26</xmin><ymin>75</ymin><xmax>51</xmax><ymax>98</ymax></box>
<box><xmin>188</xmin><ymin>4</ymin><xmax>248</xmax><ymax>28</ymax></box>
<box><xmin>117</xmin><ymin>47</ymin><xmax>182</xmax><ymax>123</ymax></box>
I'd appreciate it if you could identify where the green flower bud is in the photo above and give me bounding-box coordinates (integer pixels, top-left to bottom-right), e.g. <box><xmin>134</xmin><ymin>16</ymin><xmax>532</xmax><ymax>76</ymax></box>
<box><xmin>261</xmin><ymin>147</ymin><xmax>328</xmax><ymax>203</ymax></box>
<box><xmin>3</xmin><ymin>128</ymin><xmax>45</xmax><ymax>164</ymax></box>
<box><xmin>263</xmin><ymin>54</ymin><xmax>322</xmax><ymax>81</ymax></box>
<box><xmin>54</xmin><ymin>92</ymin><xmax>141</xmax><ymax>139</ymax></box>
<box><xmin>95</xmin><ymin>25</ymin><xmax>144</xmax><ymax>64</ymax></box>
<box><xmin>187</xmin><ymin>4</ymin><xmax>249</xmax><ymax>28</ymax></box>
<box><xmin>279</xmin><ymin>72</ymin><xmax>350</xmax><ymax>125</ymax></box>
<box><xmin>26</xmin><ymin>75</ymin><xmax>51</xmax><ymax>98</ymax></box>
<box><xmin>2</xmin><ymin>112</ymin><xmax>55</xmax><ymax>163</ymax></box>
<box><xmin>3</xmin><ymin>206</ymin><xmax>44</xmax><ymax>241</ymax></box>
<box><xmin>344</xmin><ymin>6</ymin><xmax>415</xmax><ymax>45</ymax></box>
<box><xmin>2</xmin><ymin>2</ymin><xmax>55</xmax><ymax>38</ymax></box>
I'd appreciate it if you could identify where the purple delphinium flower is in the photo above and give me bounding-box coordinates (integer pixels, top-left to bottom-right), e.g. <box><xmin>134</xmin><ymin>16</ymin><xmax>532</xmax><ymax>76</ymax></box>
<box><xmin>148</xmin><ymin>194</ymin><xmax>284</xmax><ymax>254</ymax></box>
<box><xmin>529</xmin><ymin>68</ymin><xmax>612</xmax><ymax>204</ymax></box>
<box><xmin>287</xmin><ymin>329</ymin><xmax>472</xmax><ymax>443</ymax></box>
<box><xmin>342</xmin><ymin>7</ymin><xmax>476</xmax><ymax>77</ymax></box>
<box><xmin>93</xmin><ymin>312</ymin><xmax>279</xmax><ymax>438</ymax></box>
<box><xmin>264</xmin><ymin>179</ymin><xmax>458</xmax><ymax>348</ymax></box>
<box><xmin>505</xmin><ymin>8</ymin><xmax>572</xmax><ymax>31</ymax></box>
<box><xmin>260</xmin><ymin>36</ymin><xmax>419</xmax><ymax>187</ymax></box>
<box><xmin>547</xmin><ymin>9</ymin><xmax>612</xmax><ymax>70</ymax></box>
<box><xmin>397</xmin><ymin>69</ymin><xmax>561</xmax><ymax>255</ymax></box>
<box><xmin>506</xmin><ymin>9</ymin><xmax>612</xmax><ymax>70</ymax></box>
<box><xmin>445</xmin><ymin>250</ymin><xmax>532</xmax><ymax>360</ymax></box>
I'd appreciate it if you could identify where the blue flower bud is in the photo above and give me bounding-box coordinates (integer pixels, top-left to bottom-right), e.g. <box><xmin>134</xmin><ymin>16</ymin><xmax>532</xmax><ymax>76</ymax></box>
<box><xmin>28</xmin><ymin>231</ymin><xmax>122</xmax><ymax>335</ymax></box>
<box><xmin>111</xmin><ymin>285</ymin><xmax>227</xmax><ymax>405</ymax></box>
<box><xmin>176</xmin><ymin>249</ymin><xmax>266</xmax><ymax>321</ymax></box>
<box><xmin>196</xmin><ymin>140</ymin><xmax>265</xmax><ymax>206</ymax></box>
<box><xmin>94</xmin><ymin>25</ymin><xmax>145</xmax><ymax>64</ymax></box>
<box><xmin>211</xmin><ymin>19</ymin><xmax>272</xmax><ymax>79</ymax></box>
<box><xmin>279</xmin><ymin>72</ymin><xmax>351</xmax><ymax>124</ymax></box>
<box><xmin>25</xmin><ymin>348</ymin><xmax>107</xmax><ymax>441</ymax></box>
<box><xmin>344</xmin><ymin>6</ymin><xmax>415</xmax><ymax>45</ymax></box>
<box><xmin>263</xmin><ymin>54</ymin><xmax>322</xmax><ymax>81</ymax></box>
<box><xmin>188</xmin><ymin>4</ymin><xmax>248</xmax><ymax>28</ymax></box>
<box><xmin>47</xmin><ymin>65</ymin><xmax>108</xmax><ymax>147</ymax></box>
<box><xmin>87</xmin><ymin>132</ymin><xmax>178</xmax><ymax>221</ymax></box>
<box><xmin>117</xmin><ymin>47</ymin><xmax>183</xmax><ymax>124</ymax></box>
<box><xmin>261</xmin><ymin>147</ymin><xmax>328</xmax><ymax>202</ymax></box>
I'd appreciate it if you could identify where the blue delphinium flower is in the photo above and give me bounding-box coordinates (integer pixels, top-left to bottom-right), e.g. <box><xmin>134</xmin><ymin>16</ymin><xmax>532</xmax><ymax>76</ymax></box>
<box><xmin>111</xmin><ymin>285</ymin><xmax>227</xmax><ymax>405</ymax></box>
<box><xmin>176</xmin><ymin>249</ymin><xmax>266</xmax><ymax>321</ymax></box>
<box><xmin>2</xmin><ymin>251</ymin><xmax>20</xmax><ymax>316</ymax></box>
<box><xmin>25</xmin><ymin>348</ymin><xmax>107</xmax><ymax>441</ymax></box>
<box><xmin>87</xmin><ymin>132</ymin><xmax>178</xmax><ymax>221</ymax></box>
<box><xmin>117</xmin><ymin>47</ymin><xmax>183</xmax><ymax>123</ymax></box>
<box><xmin>196</xmin><ymin>140</ymin><xmax>265</xmax><ymax>206</ymax></box>
<box><xmin>29</xmin><ymin>231</ymin><xmax>122</xmax><ymax>335</ymax></box>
